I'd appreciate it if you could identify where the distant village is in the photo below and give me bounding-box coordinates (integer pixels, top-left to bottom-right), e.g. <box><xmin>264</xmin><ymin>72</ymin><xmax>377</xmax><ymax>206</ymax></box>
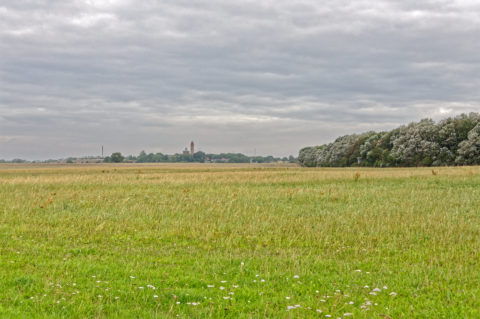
<box><xmin>1</xmin><ymin>141</ymin><xmax>297</xmax><ymax>164</ymax></box>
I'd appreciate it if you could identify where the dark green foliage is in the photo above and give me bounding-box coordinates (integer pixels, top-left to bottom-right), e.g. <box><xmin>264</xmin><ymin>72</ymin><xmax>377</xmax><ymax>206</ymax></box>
<box><xmin>109</xmin><ymin>152</ymin><xmax>125</xmax><ymax>163</ymax></box>
<box><xmin>192</xmin><ymin>151</ymin><xmax>206</xmax><ymax>162</ymax></box>
<box><xmin>2</xmin><ymin>152</ymin><xmax>297</xmax><ymax>165</ymax></box>
<box><xmin>135</xmin><ymin>151</ymin><xmax>292</xmax><ymax>164</ymax></box>
<box><xmin>137</xmin><ymin>151</ymin><xmax>168</xmax><ymax>163</ymax></box>
<box><xmin>299</xmin><ymin>113</ymin><xmax>480</xmax><ymax>167</ymax></box>
<box><xmin>11</xmin><ymin>159</ymin><xmax>27</xmax><ymax>163</ymax></box>
<box><xmin>206</xmin><ymin>153</ymin><xmax>250</xmax><ymax>163</ymax></box>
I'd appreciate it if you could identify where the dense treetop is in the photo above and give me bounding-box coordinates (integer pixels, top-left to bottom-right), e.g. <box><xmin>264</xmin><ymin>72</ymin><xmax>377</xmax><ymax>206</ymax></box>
<box><xmin>299</xmin><ymin>113</ymin><xmax>480</xmax><ymax>167</ymax></box>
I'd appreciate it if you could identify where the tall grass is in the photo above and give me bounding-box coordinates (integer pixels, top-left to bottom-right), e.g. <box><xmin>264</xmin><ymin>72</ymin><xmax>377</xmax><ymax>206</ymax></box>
<box><xmin>0</xmin><ymin>164</ymin><xmax>479</xmax><ymax>318</ymax></box>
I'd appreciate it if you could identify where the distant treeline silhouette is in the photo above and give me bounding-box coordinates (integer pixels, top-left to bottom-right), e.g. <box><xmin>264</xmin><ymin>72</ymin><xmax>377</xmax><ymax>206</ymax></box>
<box><xmin>299</xmin><ymin>113</ymin><xmax>480</xmax><ymax>167</ymax></box>
<box><xmin>1</xmin><ymin>152</ymin><xmax>297</xmax><ymax>164</ymax></box>
<box><xmin>133</xmin><ymin>151</ymin><xmax>296</xmax><ymax>164</ymax></box>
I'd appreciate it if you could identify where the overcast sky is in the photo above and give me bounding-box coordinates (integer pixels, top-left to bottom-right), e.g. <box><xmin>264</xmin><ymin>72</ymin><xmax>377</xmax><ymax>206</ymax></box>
<box><xmin>1</xmin><ymin>0</ymin><xmax>480</xmax><ymax>159</ymax></box>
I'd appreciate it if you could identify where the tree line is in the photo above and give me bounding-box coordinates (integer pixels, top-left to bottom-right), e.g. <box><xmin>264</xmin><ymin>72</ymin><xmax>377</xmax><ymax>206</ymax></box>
<box><xmin>299</xmin><ymin>113</ymin><xmax>480</xmax><ymax>167</ymax></box>
<box><xmin>1</xmin><ymin>152</ymin><xmax>297</xmax><ymax>164</ymax></box>
<box><xmin>104</xmin><ymin>151</ymin><xmax>297</xmax><ymax>164</ymax></box>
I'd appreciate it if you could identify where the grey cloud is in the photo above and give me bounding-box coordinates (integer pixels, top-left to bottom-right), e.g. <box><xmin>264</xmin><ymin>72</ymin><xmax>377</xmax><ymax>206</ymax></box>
<box><xmin>1</xmin><ymin>0</ymin><xmax>480</xmax><ymax>159</ymax></box>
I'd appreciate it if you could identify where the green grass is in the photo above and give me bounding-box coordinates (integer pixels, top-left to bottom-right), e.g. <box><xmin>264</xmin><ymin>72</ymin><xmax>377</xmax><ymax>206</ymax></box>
<box><xmin>0</xmin><ymin>164</ymin><xmax>479</xmax><ymax>318</ymax></box>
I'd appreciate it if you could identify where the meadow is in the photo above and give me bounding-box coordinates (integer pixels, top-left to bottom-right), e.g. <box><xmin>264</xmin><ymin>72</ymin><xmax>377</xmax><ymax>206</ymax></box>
<box><xmin>0</xmin><ymin>164</ymin><xmax>479</xmax><ymax>318</ymax></box>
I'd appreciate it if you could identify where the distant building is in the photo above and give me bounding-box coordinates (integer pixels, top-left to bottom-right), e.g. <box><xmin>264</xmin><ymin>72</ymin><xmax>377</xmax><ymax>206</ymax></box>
<box><xmin>181</xmin><ymin>141</ymin><xmax>195</xmax><ymax>155</ymax></box>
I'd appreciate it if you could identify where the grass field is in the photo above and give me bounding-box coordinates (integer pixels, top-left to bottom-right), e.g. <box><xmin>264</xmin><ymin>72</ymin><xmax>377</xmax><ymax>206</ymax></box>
<box><xmin>0</xmin><ymin>164</ymin><xmax>479</xmax><ymax>318</ymax></box>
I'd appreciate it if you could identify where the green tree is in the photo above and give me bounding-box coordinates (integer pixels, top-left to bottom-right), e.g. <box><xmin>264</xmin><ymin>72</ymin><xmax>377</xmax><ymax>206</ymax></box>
<box><xmin>110</xmin><ymin>152</ymin><xmax>124</xmax><ymax>163</ymax></box>
<box><xmin>193</xmin><ymin>151</ymin><xmax>206</xmax><ymax>163</ymax></box>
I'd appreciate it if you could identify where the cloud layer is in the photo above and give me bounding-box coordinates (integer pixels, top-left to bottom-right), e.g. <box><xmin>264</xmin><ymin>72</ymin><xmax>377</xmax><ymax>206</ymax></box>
<box><xmin>1</xmin><ymin>0</ymin><xmax>480</xmax><ymax>159</ymax></box>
